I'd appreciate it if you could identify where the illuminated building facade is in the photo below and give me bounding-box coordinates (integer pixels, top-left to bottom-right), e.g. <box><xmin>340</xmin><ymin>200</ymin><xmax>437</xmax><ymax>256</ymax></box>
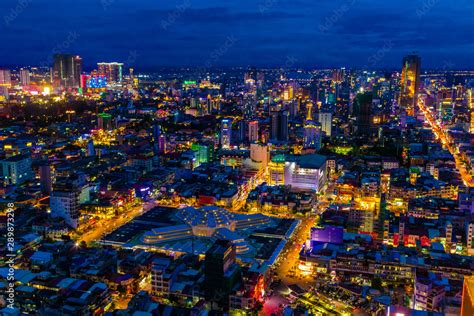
<box><xmin>19</xmin><ymin>68</ymin><xmax>30</xmax><ymax>87</ymax></box>
<box><xmin>284</xmin><ymin>154</ymin><xmax>327</xmax><ymax>192</ymax></box>
<box><xmin>270</xmin><ymin>110</ymin><xmax>289</xmax><ymax>142</ymax></box>
<box><xmin>399</xmin><ymin>54</ymin><xmax>421</xmax><ymax>116</ymax></box>
<box><xmin>468</xmin><ymin>87</ymin><xmax>474</xmax><ymax>133</ymax></box>
<box><xmin>414</xmin><ymin>276</ymin><xmax>445</xmax><ymax>313</ymax></box>
<box><xmin>304</xmin><ymin>120</ymin><xmax>321</xmax><ymax>150</ymax></box>
<box><xmin>318</xmin><ymin>112</ymin><xmax>332</xmax><ymax>137</ymax></box>
<box><xmin>52</xmin><ymin>54</ymin><xmax>82</xmax><ymax>90</ymax></box>
<box><xmin>97</xmin><ymin>112</ymin><xmax>115</xmax><ymax>130</ymax></box>
<box><xmin>221</xmin><ymin>118</ymin><xmax>233</xmax><ymax>148</ymax></box>
<box><xmin>250</xmin><ymin>143</ymin><xmax>269</xmax><ymax>168</ymax></box>
<box><xmin>50</xmin><ymin>189</ymin><xmax>80</xmax><ymax>229</ymax></box>
<box><xmin>0</xmin><ymin>154</ymin><xmax>33</xmax><ymax>185</ymax></box>
<box><xmin>268</xmin><ymin>154</ymin><xmax>285</xmax><ymax>185</ymax></box>
<box><xmin>97</xmin><ymin>62</ymin><xmax>123</xmax><ymax>83</ymax></box>
<box><xmin>248</xmin><ymin>120</ymin><xmax>258</xmax><ymax>143</ymax></box>
<box><xmin>0</xmin><ymin>69</ymin><xmax>11</xmax><ymax>99</ymax></box>
<box><xmin>192</xmin><ymin>142</ymin><xmax>213</xmax><ymax>165</ymax></box>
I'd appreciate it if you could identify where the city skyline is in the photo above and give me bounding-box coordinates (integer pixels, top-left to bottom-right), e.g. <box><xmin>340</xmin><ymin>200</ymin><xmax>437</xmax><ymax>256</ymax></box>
<box><xmin>1</xmin><ymin>1</ymin><xmax>474</xmax><ymax>315</ymax></box>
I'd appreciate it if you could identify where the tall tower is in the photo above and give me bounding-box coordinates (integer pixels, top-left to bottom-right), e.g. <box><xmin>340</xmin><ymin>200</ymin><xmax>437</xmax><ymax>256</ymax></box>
<box><xmin>0</xmin><ymin>69</ymin><xmax>11</xmax><ymax>99</ymax></box>
<box><xmin>204</xmin><ymin>240</ymin><xmax>239</xmax><ymax>310</ymax></box>
<box><xmin>306</xmin><ymin>102</ymin><xmax>313</xmax><ymax>121</ymax></box>
<box><xmin>353</xmin><ymin>92</ymin><xmax>374</xmax><ymax>136</ymax></box>
<box><xmin>468</xmin><ymin>87</ymin><xmax>474</xmax><ymax>133</ymax></box>
<box><xmin>19</xmin><ymin>68</ymin><xmax>30</xmax><ymax>88</ymax></box>
<box><xmin>399</xmin><ymin>54</ymin><xmax>421</xmax><ymax>116</ymax></box>
<box><xmin>318</xmin><ymin>112</ymin><xmax>332</xmax><ymax>137</ymax></box>
<box><xmin>304</xmin><ymin>121</ymin><xmax>321</xmax><ymax>150</ymax></box>
<box><xmin>270</xmin><ymin>110</ymin><xmax>289</xmax><ymax>142</ymax></box>
<box><xmin>39</xmin><ymin>163</ymin><xmax>52</xmax><ymax>195</ymax></box>
<box><xmin>97</xmin><ymin>62</ymin><xmax>123</xmax><ymax>83</ymax></box>
<box><xmin>220</xmin><ymin>118</ymin><xmax>233</xmax><ymax>148</ymax></box>
<box><xmin>248</xmin><ymin>120</ymin><xmax>259</xmax><ymax>143</ymax></box>
<box><xmin>52</xmin><ymin>54</ymin><xmax>82</xmax><ymax>90</ymax></box>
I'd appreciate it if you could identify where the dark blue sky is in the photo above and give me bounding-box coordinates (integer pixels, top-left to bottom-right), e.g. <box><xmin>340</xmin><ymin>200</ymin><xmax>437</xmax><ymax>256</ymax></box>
<box><xmin>1</xmin><ymin>0</ymin><xmax>473</xmax><ymax>70</ymax></box>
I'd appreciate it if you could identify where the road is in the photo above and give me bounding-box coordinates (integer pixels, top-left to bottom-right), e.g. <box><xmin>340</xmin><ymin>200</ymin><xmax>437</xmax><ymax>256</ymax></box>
<box><xmin>273</xmin><ymin>215</ymin><xmax>317</xmax><ymax>286</ymax></box>
<box><xmin>418</xmin><ymin>99</ymin><xmax>473</xmax><ymax>187</ymax></box>
<box><xmin>76</xmin><ymin>200</ymin><xmax>157</xmax><ymax>244</ymax></box>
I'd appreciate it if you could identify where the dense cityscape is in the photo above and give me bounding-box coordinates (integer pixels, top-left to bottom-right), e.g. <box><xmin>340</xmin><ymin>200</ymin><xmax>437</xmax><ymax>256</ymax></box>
<box><xmin>0</xmin><ymin>1</ymin><xmax>474</xmax><ymax>314</ymax></box>
<box><xmin>0</xmin><ymin>53</ymin><xmax>473</xmax><ymax>315</ymax></box>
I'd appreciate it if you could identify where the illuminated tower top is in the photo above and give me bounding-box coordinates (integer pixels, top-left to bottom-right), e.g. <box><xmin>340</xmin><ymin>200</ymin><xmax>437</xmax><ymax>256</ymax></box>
<box><xmin>306</xmin><ymin>102</ymin><xmax>313</xmax><ymax>121</ymax></box>
<box><xmin>399</xmin><ymin>54</ymin><xmax>421</xmax><ymax>116</ymax></box>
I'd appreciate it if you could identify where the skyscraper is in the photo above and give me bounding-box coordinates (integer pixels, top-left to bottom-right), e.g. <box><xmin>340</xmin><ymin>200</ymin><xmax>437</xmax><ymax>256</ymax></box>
<box><xmin>0</xmin><ymin>69</ymin><xmax>11</xmax><ymax>99</ymax></box>
<box><xmin>19</xmin><ymin>68</ymin><xmax>30</xmax><ymax>87</ymax></box>
<box><xmin>248</xmin><ymin>120</ymin><xmax>259</xmax><ymax>143</ymax></box>
<box><xmin>52</xmin><ymin>54</ymin><xmax>82</xmax><ymax>90</ymax></box>
<box><xmin>39</xmin><ymin>163</ymin><xmax>52</xmax><ymax>194</ymax></box>
<box><xmin>204</xmin><ymin>240</ymin><xmax>240</xmax><ymax>310</ymax></box>
<box><xmin>318</xmin><ymin>112</ymin><xmax>332</xmax><ymax>137</ymax></box>
<box><xmin>399</xmin><ymin>54</ymin><xmax>421</xmax><ymax>116</ymax></box>
<box><xmin>220</xmin><ymin>118</ymin><xmax>233</xmax><ymax>148</ymax></box>
<box><xmin>243</xmin><ymin>93</ymin><xmax>256</xmax><ymax>118</ymax></box>
<box><xmin>304</xmin><ymin>121</ymin><xmax>321</xmax><ymax>150</ymax></box>
<box><xmin>97</xmin><ymin>62</ymin><xmax>123</xmax><ymax>83</ymax></box>
<box><xmin>353</xmin><ymin>92</ymin><xmax>374</xmax><ymax>136</ymax></box>
<box><xmin>270</xmin><ymin>110</ymin><xmax>289</xmax><ymax>142</ymax></box>
<box><xmin>152</xmin><ymin>123</ymin><xmax>161</xmax><ymax>155</ymax></box>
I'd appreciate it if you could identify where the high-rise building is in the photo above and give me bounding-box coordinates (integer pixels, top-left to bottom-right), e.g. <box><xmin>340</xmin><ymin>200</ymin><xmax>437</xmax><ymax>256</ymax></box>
<box><xmin>270</xmin><ymin>110</ymin><xmax>289</xmax><ymax>142</ymax></box>
<box><xmin>221</xmin><ymin>118</ymin><xmax>233</xmax><ymax>148</ymax></box>
<box><xmin>399</xmin><ymin>54</ymin><xmax>421</xmax><ymax>116</ymax></box>
<box><xmin>50</xmin><ymin>174</ymin><xmax>90</xmax><ymax>229</ymax></box>
<box><xmin>52</xmin><ymin>54</ymin><xmax>82</xmax><ymax>90</ymax></box>
<box><xmin>0</xmin><ymin>69</ymin><xmax>11</xmax><ymax>99</ymax></box>
<box><xmin>86</xmin><ymin>139</ymin><xmax>95</xmax><ymax>157</ymax></box>
<box><xmin>39</xmin><ymin>163</ymin><xmax>52</xmax><ymax>194</ymax></box>
<box><xmin>318</xmin><ymin>112</ymin><xmax>332</xmax><ymax>137</ymax></box>
<box><xmin>50</xmin><ymin>187</ymin><xmax>80</xmax><ymax>228</ymax></box>
<box><xmin>284</xmin><ymin>154</ymin><xmax>327</xmax><ymax>192</ymax></box>
<box><xmin>204</xmin><ymin>240</ymin><xmax>240</xmax><ymax>310</ymax></box>
<box><xmin>192</xmin><ymin>142</ymin><xmax>214</xmax><ymax>165</ymax></box>
<box><xmin>468</xmin><ymin>87</ymin><xmax>474</xmax><ymax>133</ymax></box>
<box><xmin>466</xmin><ymin>222</ymin><xmax>474</xmax><ymax>256</ymax></box>
<box><xmin>97</xmin><ymin>62</ymin><xmax>123</xmax><ymax>83</ymax></box>
<box><xmin>158</xmin><ymin>135</ymin><xmax>167</xmax><ymax>154</ymax></box>
<box><xmin>0</xmin><ymin>154</ymin><xmax>33</xmax><ymax>185</ymax></box>
<box><xmin>248</xmin><ymin>120</ymin><xmax>259</xmax><ymax>143</ymax></box>
<box><xmin>414</xmin><ymin>275</ymin><xmax>445</xmax><ymax>313</ymax></box>
<box><xmin>304</xmin><ymin>121</ymin><xmax>322</xmax><ymax>150</ymax></box>
<box><xmin>243</xmin><ymin>93</ymin><xmax>256</xmax><ymax>118</ymax></box>
<box><xmin>97</xmin><ymin>112</ymin><xmax>115</xmax><ymax>130</ymax></box>
<box><xmin>250</xmin><ymin>143</ymin><xmax>269</xmax><ymax>167</ymax></box>
<box><xmin>237</xmin><ymin>120</ymin><xmax>246</xmax><ymax>143</ymax></box>
<box><xmin>353</xmin><ymin>92</ymin><xmax>374</xmax><ymax>136</ymax></box>
<box><xmin>19</xmin><ymin>68</ymin><xmax>30</xmax><ymax>87</ymax></box>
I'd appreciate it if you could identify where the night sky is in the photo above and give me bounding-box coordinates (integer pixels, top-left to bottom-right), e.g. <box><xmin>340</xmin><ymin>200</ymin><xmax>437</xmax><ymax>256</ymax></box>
<box><xmin>1</xmin><ymin>0</ymin><xmax>473</xmax><ymax>70</ymax></box>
